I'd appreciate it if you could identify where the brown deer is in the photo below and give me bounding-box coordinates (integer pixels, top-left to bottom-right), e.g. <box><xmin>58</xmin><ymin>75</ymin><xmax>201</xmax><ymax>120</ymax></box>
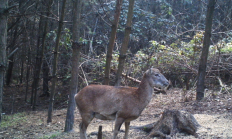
<box><xmin>75</xmin><ymin>68</ymin><xmax>169</xmax><ymax>139</ymax></box>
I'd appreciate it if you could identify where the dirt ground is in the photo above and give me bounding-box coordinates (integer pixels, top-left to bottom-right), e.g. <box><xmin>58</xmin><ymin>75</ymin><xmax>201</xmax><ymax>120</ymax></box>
<box><xmin>0</xmin><ymin>87</ymin><xmax>232</xmax><ymax>139</ymax></box>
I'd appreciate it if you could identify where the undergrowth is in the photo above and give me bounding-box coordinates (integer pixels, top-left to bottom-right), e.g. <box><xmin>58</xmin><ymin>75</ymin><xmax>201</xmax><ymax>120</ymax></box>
<box><xmin>40</xmin><ymin>132</ymin><xmax>62</xmax><ymax>139</ymax></box>
<box><xmin>1</xmin><ymin>112</ymin><xmax>27</xmax><ymax>128</ymax></box>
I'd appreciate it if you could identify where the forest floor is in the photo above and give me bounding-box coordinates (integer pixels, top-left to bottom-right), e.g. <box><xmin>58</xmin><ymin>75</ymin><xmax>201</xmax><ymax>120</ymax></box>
<box><xmin>0</xmin><ymin>86</ymin><xmax>232</xmax><ymax>139</ymax></box>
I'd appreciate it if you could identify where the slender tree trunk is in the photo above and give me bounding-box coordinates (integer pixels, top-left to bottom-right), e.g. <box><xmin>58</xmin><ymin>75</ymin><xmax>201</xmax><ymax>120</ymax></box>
<box><xmin>25</xmin><ymin>17</ymin><xmax>35</xmax><ymax>102</ymax></box>
<box><xmin>5</xmin><ymin>0</ymin><xmax>25</xmax><ymax>86</ymax></box>
<box><xmin>31</xmin><ymin>13</ymin><xmax>44</xmax><ymax>109</ymax></box>
<box><xmin>89</xmin><ymin>17</ymin><xmax>98</xmax><ymax>54</ymax></box>
<box><xmin>196</xmin><ymin>0</ymin><xmax>217</xmax><ymax>100</ymax></box>
<box><xmin>103</xmin><ymin>0</ymin><xmax>123</xmax><ymax>85</ymax></box>
<box><xmin>115</xmin><ymin>0</ymin><xmax>135</xmax><ymax>86</ymax></box>
<box><xmin>25</xmin><ymin>45</ymin><xmax>31</xmax><ymax>102</ymax></box>
<box><xmin>20</xmin><ymin>55</ymin><xmax>24</xmax><ymax>84</ymax></box>
<box><xmin>5</xmin><ymin>24</ymin><xmax>18</xmax><ymax>86</ymax></box>
<box><xmin>42</xmin><ymin>59</ymin><xmax>49</xmax><ymax>97</ymax></box>
<box><xmin>47</xmin><ymin>0</ymin><xmax>66</xmax><ymax>123</ymax></box>
<box><xmin>64</xmin><ymin>0</ymin><xmax>82</xmax><ymax>132</ymax></box>
<box><xmin>5</xmin><ymin>55</ymin><xmax>14</xmax><ymax>85</ymax></box>
<box><xmin>19</xmin><ymin>0</ymin><xmax>26</xmax><ymax>84</ymax></box>
<box><xmin>0</xmin><ymin>0</ymin><xmax>8</xmax><ymax>123</ymax></box>
<box><xmin>42</xmin><ymin>3</ymin><xmax>56</xmax><ymax>98</ymax></box>
<box><xmin>31</xmin><ymin>0</ymin><xmax>52</xmax><ymax>110</ymax></box>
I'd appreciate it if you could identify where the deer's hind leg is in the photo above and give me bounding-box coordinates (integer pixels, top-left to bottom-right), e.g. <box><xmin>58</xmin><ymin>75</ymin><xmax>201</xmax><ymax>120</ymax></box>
<box><xmin>79</xmin><ymin>112</ymin><xmax>94</xmax><ymax>139</ymax></box>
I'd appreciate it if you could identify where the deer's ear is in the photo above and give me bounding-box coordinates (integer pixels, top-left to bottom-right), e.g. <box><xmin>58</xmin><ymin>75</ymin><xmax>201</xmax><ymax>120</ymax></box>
<box><xmin>145</xmin><ymin>68</ymin><xmax>152</xmax><ymax>76</ymax></box>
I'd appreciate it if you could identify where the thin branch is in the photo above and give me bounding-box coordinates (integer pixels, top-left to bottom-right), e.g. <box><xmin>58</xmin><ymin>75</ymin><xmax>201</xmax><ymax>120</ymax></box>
<box><xmin>216</xmin><ymin>76</ymin><xmax>230</xmax><ymax>94</ymax></box>
<box><xmin>80</xmin><ymin>66</ymin><xmax>89</xmax><ymax>86</ymax></box>
<box><xmin>3</xmin><ymin>4</ymin><xmax>18</xmax><ymax>14</ymax></box>
<box><xmin>8</xmin><ymin>47</ymin><xmax>19</xmax><ymax>59</ymax></box>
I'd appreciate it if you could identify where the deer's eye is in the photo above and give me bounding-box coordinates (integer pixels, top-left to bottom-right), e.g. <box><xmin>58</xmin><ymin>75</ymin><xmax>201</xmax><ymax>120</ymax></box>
<box><xmin>155</xmin><ymin>74</ymin><xmax>160</xmax><ymax>77</ymax></box>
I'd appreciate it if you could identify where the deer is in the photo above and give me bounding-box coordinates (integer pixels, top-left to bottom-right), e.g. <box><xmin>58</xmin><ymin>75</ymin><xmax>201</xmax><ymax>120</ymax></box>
<box><xmin>75</xmin><ymin>68</ymin><xmax>169</xmax><ymax>139</ymax></box>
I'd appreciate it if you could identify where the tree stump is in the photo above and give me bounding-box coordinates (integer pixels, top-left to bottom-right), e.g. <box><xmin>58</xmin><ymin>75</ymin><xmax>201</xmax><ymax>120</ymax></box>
<box><xmin>133</xmin><ymin>110</ymin><xmax>200</xmax><ymax>138</ymax></box>
<box><xmin>97</xmin><ymin>125</ymin><xmax>102</xmax><ymax>139</ymax></box>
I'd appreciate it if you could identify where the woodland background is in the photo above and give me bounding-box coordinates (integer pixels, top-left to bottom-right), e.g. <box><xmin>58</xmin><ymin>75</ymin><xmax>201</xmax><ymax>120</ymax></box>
<box><xmin>0</xmin><ymin>0</ymin><xmax>232</xmax><ymax>138</ymax></box>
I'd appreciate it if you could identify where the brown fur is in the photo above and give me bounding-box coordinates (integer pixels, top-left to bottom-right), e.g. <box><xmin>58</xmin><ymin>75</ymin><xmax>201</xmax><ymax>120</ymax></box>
<box><xmin>75</xmin><ymin>68</ymin><xmax>169</xmax><ymax>139</ymax></box>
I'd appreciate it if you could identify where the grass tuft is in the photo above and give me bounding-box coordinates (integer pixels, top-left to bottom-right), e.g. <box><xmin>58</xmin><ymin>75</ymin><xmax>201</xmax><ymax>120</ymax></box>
<box><xmin>1</xmin><ymin>112</ymin><xmax>27</xmax><ymax>128</ymax></box>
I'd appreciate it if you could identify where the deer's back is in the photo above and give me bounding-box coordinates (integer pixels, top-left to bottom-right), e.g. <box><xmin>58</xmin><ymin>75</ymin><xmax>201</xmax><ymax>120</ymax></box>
<box><xmin>75</xmin><ymin>85</ymin><xmax>141</xmax><ymax>118</ymax></box>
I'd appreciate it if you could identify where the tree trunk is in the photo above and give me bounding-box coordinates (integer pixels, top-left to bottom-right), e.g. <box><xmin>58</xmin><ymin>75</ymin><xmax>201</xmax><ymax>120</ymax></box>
<box><xmin>20</xmin><ymin>54</ymin><xmax>24</xmax><ymax>84</ymax></box>
<box><xmin>5</xmin><ymin>23</ymin><xmax>18</xmax><ymax>86</ymax></box>
<box><xmin>31</xmin><ymin>0</ymin><xmax>52</xmax><ymax>110</ymax></box>
<box><xmin>31</xmin><ymin>13</ymin><xmax>44</xmax><ymax>108</ymax></box>
<box><xmin>64</xmin><ymin>0</ymin><xmax>82</xmax><ymax>132</ymax></box>
<box><xmin>47</xmin><ymin>0</ymin><xmax>65</xmax><ymax>123</ymax></box>
<box><xmin>0</xmin><ymin>0</ymin><xmax>8</xmax><ymax>123</ymax></box>
<box><xmin>5</xmin><ymin>0</ymin><xmax>25</xmax><ymax>86</ymax></box>
<box><xmin>5</xmin><ymin>55</ymin><xmax>14</xmax><ymax>86</ymax></box>
<box><xmin>42</xmin><ymin>4</ymin><xmax>56</xmax><ymax>98</ymax></box>
<box><xmin>115</xmin><ymin>0</ymin><xmax>135</xmax><ymax>86</ymax></box>
<box><xmin>103</xmin><ymin>0</ymin><xmax>123</xmax><ymax>85</ymax></box>
<box><xmin>42</xmin><ymin>59</ymin><xmax>49</xmax><ymax>97</ymax></box>
<box><xmin>18</xmin><ymin>1</ymin><xmax>26</xmax><ymax>84</ymax></box>
<box><xmin>25</xmin><ymin>45</ymin><xmax>31</xmax><ymax>102</ymax></box>
<box><xmin>196</xmin><ymin>0</ymin><xmax>216</xmax><ymax>100</ymax></box>
<box><xmin>25</xmin><ymin>17</ymin><xmax>35</xmax><ymax>102</ymax></box>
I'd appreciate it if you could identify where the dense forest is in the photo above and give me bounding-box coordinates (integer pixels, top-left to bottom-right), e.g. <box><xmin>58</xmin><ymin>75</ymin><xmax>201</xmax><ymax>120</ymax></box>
<box><xmin>0</xmin><ymin>0</ymin><xmax>231</xmax><ymax>138</ymax></box>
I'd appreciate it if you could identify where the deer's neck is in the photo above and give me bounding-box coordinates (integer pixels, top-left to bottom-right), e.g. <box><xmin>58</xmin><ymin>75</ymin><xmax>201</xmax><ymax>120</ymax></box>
<box><xmin>137</xmin><ymin>77</ymin><xmax>153</xmax><ymax>106</ymax></box>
